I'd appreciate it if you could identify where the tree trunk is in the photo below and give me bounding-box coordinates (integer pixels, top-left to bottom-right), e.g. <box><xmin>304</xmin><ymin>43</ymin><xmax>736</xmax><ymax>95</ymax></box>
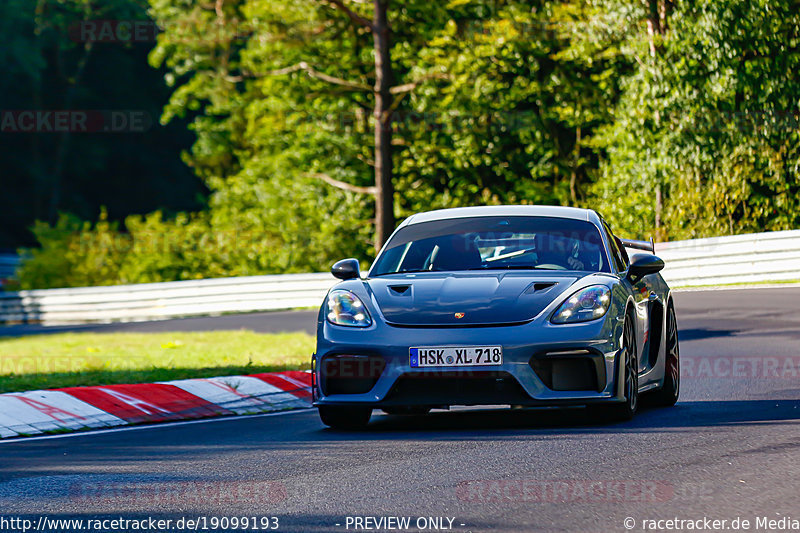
<box><xmin>372</xmin><ymin>0</ymin><xmax>395</xmax><ymax>251</ymax></box>
<box><xmin>647</xmin><ymin>0</ymin><xmax>666</xmax><ymax>240</ymax></box>
<box><xmin>655</xmin><ymin>185</ymin><xmax>663</xmax><ymax>240</ymax></box>
<box><xmin>570</xmin><ymin>125</ymin><xmax>581</xmax><ymax>206</ymax></box>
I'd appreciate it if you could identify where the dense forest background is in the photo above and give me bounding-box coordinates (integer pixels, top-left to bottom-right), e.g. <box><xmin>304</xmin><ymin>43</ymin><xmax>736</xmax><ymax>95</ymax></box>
<box><xmin>2</xmin><ymin>0</ymin><xmax>799</xmax><ymax>289</ymax></box>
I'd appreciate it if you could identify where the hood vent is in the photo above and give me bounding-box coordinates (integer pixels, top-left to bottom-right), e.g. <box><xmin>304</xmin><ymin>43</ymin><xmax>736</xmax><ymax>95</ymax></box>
<box><xmin>524</xmin><ymin>282</ymin><xmax>557</xmax><ymax>294</ymax></box>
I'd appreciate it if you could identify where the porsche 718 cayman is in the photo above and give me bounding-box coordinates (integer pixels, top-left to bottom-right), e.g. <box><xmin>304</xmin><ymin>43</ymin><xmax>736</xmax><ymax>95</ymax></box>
<box><xmin>312</xmin><ymin>206</ymin><xmax>680</xmax><ymax>429</ymax></box>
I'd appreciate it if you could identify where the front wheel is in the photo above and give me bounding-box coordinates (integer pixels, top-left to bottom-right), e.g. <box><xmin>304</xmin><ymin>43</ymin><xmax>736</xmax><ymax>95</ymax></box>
<box><xmin>602</xmin><ymin>313</ymin><xmax>639</xmax><ymax>421</ymax></box>
<box><xmin>318</xmin><ymin>405</ymin><xmax>372</xmax><ymax>430</ymax></box>
<box><xmin>651</xmin><ymin>302</ymin><xmax>680</xmax><ymax>407</ymax></box>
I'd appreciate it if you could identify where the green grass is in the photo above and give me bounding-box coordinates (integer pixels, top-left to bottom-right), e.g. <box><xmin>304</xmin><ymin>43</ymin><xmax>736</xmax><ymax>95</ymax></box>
<box><xmin>673</xmin><ymin>279</ymin><xmax>800</xmax><ymax>290</ymax></box>
<box><xmin>0</xmin><ymin>330</ymin><xmax>314</xmax><ymax>393</ymax></box>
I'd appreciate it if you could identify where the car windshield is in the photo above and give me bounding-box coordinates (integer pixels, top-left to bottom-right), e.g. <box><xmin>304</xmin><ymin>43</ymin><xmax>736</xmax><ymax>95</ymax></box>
<box><xmin>371</xmin><ymin>216</ymin><xmax>610</xmax><ymax>275</ymax></box>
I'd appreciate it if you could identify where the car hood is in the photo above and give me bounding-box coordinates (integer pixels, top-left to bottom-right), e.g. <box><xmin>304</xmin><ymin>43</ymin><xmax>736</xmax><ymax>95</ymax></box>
<box><xmin>365</xmin><ymin>272</ymin><xmax>583</xmax><ymax>326</ymax></box>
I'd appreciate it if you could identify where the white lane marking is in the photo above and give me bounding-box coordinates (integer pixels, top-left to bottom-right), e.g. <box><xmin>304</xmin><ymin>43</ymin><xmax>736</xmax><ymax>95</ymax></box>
<box><xmin>164</xmin><ymin>375</ymin><xmax>307</xmax><ymax>414</ymax></box>
<box><xmin>0</xmin><ymin>391</ymin><xmax>126</xmax><ymax>435</ymax></box>
<box><xmin>673</xmin><ymin>283</ymin><xmax>800</xmax><ymax>292</ymax></box>
<box><xmin>0</xmin><ymin>407</ymin><xmax>314</xmax><ymax>444</ymax></box>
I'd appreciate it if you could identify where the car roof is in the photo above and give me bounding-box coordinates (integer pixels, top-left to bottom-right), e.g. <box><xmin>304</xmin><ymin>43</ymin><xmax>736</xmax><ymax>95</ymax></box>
<box><xmin>400</xmin><ymin>205</ymin><xmax>600</xmax><ymax>228</ymax></box>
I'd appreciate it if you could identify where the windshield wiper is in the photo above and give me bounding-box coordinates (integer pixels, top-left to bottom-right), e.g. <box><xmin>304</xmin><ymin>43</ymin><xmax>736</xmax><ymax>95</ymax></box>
<box><xmin>372</xmin><ymin>268</ymin><xmax>436</xmax><ymax>277</ymax></box>
<box><xmin>375</xmin><ymin>265</ymin><xmax>559</xmax><ymax>276</ymax></box>
<box><xmin>468</xmin><ymin>265</ymin><xmax>558</xmax><ymax>271</ymax></box>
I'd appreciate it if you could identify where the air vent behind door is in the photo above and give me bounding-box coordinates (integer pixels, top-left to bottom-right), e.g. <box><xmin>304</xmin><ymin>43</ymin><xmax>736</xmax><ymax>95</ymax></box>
<box><xmin>388</xmin><ymin>285</ymin><xmax>411</xmax><ymax>295</ymax></box>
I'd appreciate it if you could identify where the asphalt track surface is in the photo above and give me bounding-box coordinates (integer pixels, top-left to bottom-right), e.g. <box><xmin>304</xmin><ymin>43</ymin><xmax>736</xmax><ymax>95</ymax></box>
<box><xmin>2</xmin><ymin>287</ymin><xmax>800</xmax><ymax>532</ymax></box>
<box><xmin>0</xmin><ymin>309</ymin><xmax>320</xmax><ymax>337</ymax></box>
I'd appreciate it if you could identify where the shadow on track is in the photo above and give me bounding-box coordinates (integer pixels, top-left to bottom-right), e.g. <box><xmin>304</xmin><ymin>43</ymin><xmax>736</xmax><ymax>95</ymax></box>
<box><xmin>677</xmin><ymin>328</ymin><xmax>739</xmax><ymax>341</ymax></box>
<box><xmin>320</xmin><ymin>399</ymin><xmax>800</xmax><ymax>437</ymax></box>
<box><xmin>2</xmin><ymin>400</ymin><xmax>799</xmax><ymax>482</ymax></box>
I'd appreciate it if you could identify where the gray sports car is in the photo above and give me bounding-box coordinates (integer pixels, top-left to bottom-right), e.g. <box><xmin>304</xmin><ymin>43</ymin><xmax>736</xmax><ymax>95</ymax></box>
<box><xmin>312</xmin><ymin>206</ymin><xmax>680</xmax><ymax>429</ymax></box>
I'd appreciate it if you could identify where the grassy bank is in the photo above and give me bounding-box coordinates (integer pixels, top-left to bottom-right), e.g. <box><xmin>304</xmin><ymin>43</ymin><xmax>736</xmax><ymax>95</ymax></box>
<box><xmin>0</xmin><ymin>331</ymin><xmax>314</xmax><ymax>393</ymax></box>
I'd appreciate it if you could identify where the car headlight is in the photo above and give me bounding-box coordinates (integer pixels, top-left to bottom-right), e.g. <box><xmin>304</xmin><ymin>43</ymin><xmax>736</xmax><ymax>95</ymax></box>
<box><xmin>326</xmin><ymin>290</ymin><xmax>372</xmax><ymax>327</ymax></box>
<box><xmin>551</xmin><ymin>285</ymin><xmax>611</xmax><ymax>324</ymax></box>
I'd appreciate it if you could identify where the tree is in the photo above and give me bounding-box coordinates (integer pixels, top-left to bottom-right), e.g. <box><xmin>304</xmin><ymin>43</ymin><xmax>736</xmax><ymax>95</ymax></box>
<box><xmin>394</xmin><ymin>1</ymin><xmax>625</xmax><ymax>215</ymax></box>
<box><xmin>368</xmin><ymin>0</ymin><xmax>394</xmax><ymax>249</ymax></box>
<box><xmin>26</xmin><ymin>0</ymin><xmax>800</xmax><ymax>289</ymax></box>
<box><xmin>589</xmin><ymin>0</ymin><xmax>800</xmax><ymax>240</ymax></box>
<box><xmin>151</xmin><ymin>0</ymin><xmax>453</xmax><ymax>251</ymax></box>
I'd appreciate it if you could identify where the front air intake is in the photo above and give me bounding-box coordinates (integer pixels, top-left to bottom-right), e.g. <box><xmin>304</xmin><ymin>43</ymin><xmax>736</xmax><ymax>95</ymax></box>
<box><xmin>530</xmin><ymin>350</ymin><xmax>606</xmax><ymax>392</ymax></box>
<box><xmin>383</xmin><ymin>371</ymin><xmax>530</xmax><ymax>406</ymax></box>
<box><xmin>320</xmin><ymin>354</ymin><xmax>386</xmax><ymax>395</ymax></box>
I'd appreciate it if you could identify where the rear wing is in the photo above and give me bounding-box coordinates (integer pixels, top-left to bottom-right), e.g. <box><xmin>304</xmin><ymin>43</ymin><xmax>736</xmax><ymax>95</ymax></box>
<box><xmin>620</xmin><ymin>237</ymin><xmax>655</xmax><ymax>254</ymax></box>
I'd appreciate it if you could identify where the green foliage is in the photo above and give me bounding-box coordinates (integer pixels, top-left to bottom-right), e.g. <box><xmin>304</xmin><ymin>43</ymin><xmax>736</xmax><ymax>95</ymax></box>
<box><xmin>589</xmin><ymin>0</ymin><xmax>800</xmax><ymax>239</ymax></box>
<box><xmin>397</xmin><ymin>1</ymin><xmax>623</xmax><ymax>214</ymax></box>
<box><xmin>18</xmin><ymin>211</ymin><xmax>127</xmax><ymax>289</ymax></box>
<box><xmin>19</xmin><ymin>194</ymin><xmax>370</xmax><ymax>288</ymax></box>
<box><xmin>13</xmin><ymin>0</ymin><xmax>800</xmax><ymax>288</ymax></box>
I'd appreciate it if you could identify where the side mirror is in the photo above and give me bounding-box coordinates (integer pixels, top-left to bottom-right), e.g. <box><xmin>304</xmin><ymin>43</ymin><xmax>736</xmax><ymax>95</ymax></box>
<box><xmin>627</xmin><ymin>253</ymin><xmax>664</xmax><ymax>282</ymax></box>
<box><xmin>331</xmin><ymin>258</ymin><xmax>361</xmax><ymax>280</ymax></box>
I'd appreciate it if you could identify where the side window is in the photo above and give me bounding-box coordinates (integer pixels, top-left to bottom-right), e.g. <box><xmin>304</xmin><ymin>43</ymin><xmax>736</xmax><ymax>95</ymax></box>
<box><xmin>615</xmin><ymin>235</ymin><xmax>630</xmax><ymax>267</ymax></box>
<box><xmin>602</xmin><ymin>221</ymin><xmax>628</xmax><ymax>273</ymax></box>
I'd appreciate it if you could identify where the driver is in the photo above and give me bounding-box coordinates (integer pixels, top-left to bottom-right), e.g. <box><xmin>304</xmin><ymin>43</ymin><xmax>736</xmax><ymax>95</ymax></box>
<box><xmin>431</xmin><ymin>234</ymin><xmax>482</xmax><ymax>271</ymax></box>
<box><xmin>535</xmin><ymin>233</ymin><xmax>591</xmax><ymax>270</ymax></box>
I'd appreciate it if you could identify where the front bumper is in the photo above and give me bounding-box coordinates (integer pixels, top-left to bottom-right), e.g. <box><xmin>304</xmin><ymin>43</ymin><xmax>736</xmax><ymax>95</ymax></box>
<box><xmin>313</xmin><ymin>312</ymin><xmax>626</xmax><ymax>408</ymax></box>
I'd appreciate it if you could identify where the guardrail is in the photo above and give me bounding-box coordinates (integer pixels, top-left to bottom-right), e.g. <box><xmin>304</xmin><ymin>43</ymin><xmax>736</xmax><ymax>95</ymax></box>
<box><xmin>655</xmin><ymin>229</ymin><xmax>800</xmax><ymax>287</ymax></box>
<box><xmin>0</xmin><ymin>230</ymin><xmax>798</xmax><ymax>325</ymax></box>
<box><xmin>0</xmin><ymin>273</ymin><xmax>338</xmax><ymax>325</ymax></box>
<box><xmin>0</xmin><ymin>254</ymin><xmax>20</xmax><ymax>281</ymax></box>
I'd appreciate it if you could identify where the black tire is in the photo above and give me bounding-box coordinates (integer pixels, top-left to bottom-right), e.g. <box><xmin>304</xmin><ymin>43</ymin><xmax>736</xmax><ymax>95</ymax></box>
<box><xmin>318</xmin><ymin>406</ymin><xmax>372</xmax><ymax>430</ymax></box>
<box><xmin>381</xmin><ymin>406</ymin><xmax>431</xmax><ymax>416</ymax></box>
<box><xmin>604</xmin><ymin>313</ymin><xmax>639</xmax><ymax>421</ymax></box>
<box><xmin>651</xmin><ymin>302</ymin><xmax>680</xmax><ymax>407</ymax></box>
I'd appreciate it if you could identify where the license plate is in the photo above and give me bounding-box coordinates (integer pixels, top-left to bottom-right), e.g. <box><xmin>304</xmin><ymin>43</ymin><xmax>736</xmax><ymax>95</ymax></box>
<box><xmin>409</xmin><ymin>346</ymin><xmax>503</xmax><ymax>368</ymax></box>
